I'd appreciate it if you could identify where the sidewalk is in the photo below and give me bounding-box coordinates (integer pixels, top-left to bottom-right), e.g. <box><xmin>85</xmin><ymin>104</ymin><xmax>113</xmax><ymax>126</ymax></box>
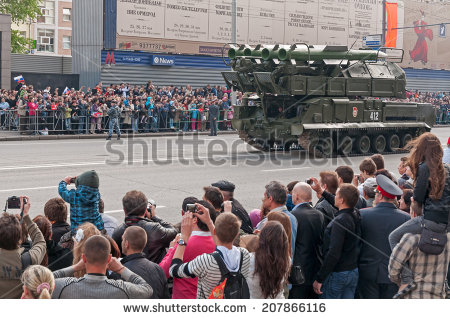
<box><xmin>0</xmin><ymin>129</ymin><xmax>238</xmax><ymax>142</ymax></box>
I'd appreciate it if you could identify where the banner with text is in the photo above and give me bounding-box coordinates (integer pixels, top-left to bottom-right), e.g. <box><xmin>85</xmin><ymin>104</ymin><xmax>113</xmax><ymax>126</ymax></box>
<box><xmin>115</xmin><ymin>0</ymin><xmax>385</xmax><ymax>55</ymax></box>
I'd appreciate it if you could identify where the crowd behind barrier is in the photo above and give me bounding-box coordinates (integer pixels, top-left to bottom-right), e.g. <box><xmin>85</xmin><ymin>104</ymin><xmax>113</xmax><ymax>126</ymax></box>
<box><xmin>403</xmin><ymin>90</ymin><xmax>450</xmax><ymax>125</ymax></box>
<box><xmin>0</xmin><ymin>133</ymin><xmax>449</xmax><ymax>300</ymax></box>
<box><xmin>1</xmin><ymin>84</ymin><xmax>450</xmax><ymax>137</ymax></box>
<box><xmin>0</xmin><ymin>81</ymin><xmax>240</xmax><ymax>135</ymax></box>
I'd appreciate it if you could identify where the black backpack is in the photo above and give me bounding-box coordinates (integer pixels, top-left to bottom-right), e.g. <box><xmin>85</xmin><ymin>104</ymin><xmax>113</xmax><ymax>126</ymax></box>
<box><xmin>210</xmin><ymin>250</ymin><xmax>250</xmax><ymax>299</ymax></box>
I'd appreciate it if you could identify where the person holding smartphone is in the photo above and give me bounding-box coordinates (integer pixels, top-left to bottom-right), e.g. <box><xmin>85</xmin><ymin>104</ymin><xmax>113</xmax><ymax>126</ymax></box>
<box><xmin>0</xmin><ymin>197</ymin><xmax>47</xmax><ymax>298</ymax></box>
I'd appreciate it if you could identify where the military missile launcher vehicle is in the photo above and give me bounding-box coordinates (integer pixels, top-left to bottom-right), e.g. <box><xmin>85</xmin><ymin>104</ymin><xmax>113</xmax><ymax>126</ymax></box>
<box><xmin>222</xmin><ymin>44</ymin><xmax>435</xmax><ymax>156</ymax></box>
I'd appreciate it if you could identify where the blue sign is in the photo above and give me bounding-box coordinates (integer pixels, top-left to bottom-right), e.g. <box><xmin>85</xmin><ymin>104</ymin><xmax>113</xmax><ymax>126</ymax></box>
<box><xmin>150</xmin><ymin>55</ymin><xmax>175</xmax><ymax>66</ymax></box>
<box><xmin>102</xmin><ymin>51</ymin><xmax>149</xmax><ymax>65</ymax></box>
<box><xmin>362</xmin><ymin>35</ymin><xmax>382</xmax><ymax>48</ymax></box>
<box><xmin>439</xmin><ymin>24</ymin><xmax>446</xmax><ymax>37</ymax></box>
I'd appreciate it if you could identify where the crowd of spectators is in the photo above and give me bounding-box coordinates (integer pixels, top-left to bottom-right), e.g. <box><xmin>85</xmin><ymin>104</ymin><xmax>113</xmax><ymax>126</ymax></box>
<box><xmin>404</xmin><ymin>90</ymin><xmax>450</xmax><ymax>124</ymax></box>
<box><xmin>0</xmin><ymin>81</ymin><xmax>242</xmax><ymax>135</ymax></box>
<box><xmin>0</xmin><ymin>133</ymin><xmax>449</xmax><ymax>300</ymax></box>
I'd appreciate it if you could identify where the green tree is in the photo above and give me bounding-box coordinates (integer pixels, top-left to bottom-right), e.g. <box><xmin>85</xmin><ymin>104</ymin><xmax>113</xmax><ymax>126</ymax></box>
<box><xmin>0</xmin><ymin>0</ymin><xmax>41</xmax><ymax>53</ymax></box>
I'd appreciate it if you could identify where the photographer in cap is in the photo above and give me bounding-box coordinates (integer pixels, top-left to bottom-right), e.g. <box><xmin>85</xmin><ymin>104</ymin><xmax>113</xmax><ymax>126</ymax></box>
<box><xmin>0</xmin><ymin>197</ymin><xmax>47</xmax><ymax>298</ymax></box>
<box><xmin>58</xmin><ymin>170</ymin><xmax>104</xmax><ymax>233</ymax></box>
<box><xmin>211</xmin><ymin>180</ymin><xmax>253</xmax><ymax>234</ymax></box>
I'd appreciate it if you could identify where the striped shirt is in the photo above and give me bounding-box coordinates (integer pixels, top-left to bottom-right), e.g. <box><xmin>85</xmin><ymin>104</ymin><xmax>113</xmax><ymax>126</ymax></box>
<box><xmin>170</xmin><ymin>247</ymin><xmax>251</xmax><ymax>299</ymax></box>
<box><xmin>389</xmin><ymin>233</ymin><xmax>450</xmax><ymax>299</ymax></box>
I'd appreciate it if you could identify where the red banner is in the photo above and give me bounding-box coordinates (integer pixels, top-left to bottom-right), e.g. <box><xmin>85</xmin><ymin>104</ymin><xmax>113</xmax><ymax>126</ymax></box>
<box><xmin>385</xmin><ymin>2</ymin><xmax>398</xmax><ymax>48</ymax></box>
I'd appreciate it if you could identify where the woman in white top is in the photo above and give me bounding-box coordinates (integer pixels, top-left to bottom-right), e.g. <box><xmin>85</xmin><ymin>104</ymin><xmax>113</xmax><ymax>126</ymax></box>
<box><xmin>248</xmin><ymin>221</ymin><xmax>291</xmax><ymax>299</ymax></box>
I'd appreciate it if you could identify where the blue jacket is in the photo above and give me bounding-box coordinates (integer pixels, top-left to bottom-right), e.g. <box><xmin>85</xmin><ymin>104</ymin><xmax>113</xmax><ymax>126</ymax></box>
<box><xmin>58</xmin><ymin>181</ymin><xmax>104</xmax><ymax>232</ymax></box>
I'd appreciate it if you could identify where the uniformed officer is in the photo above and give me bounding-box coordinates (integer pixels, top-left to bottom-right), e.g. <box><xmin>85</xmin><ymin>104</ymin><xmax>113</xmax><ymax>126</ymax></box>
<box><xmin>211</xmin><ymin>180</ymin><xmax>254</xmax><ymax>234</ymax></box>
<box><xmin>358</xmin><ymin>174</ymin><xmax>410</xmax><ymax>299</ymax></box>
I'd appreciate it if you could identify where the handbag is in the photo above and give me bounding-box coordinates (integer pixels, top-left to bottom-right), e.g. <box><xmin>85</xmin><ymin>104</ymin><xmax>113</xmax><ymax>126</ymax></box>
<box><xmin>288</xmin><ymin>264</ymin><xmax>305</xmax><ymax>285</ymax></box>
<box><xmin>418</xmin><ymin>226</ymin><xmax>447</xmax><ymax>255</ymax></box>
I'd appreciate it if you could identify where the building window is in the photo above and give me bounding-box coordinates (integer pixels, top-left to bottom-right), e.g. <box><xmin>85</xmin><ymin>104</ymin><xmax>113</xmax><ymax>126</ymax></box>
<box><xmin>63</xmin><ymin>8</ymin><xmax>71</xmax><ymax>22</ymax></box>
<box><xmin>37</xmin><ymin>29</ymin><xmax>55</xmax><ymax>52</ymax></box>
<box><xmin>63</xmin><ymin>36</ymin><xmax>71</xmax><ymax>50</ymax></box>
<box><xmin>37</xmin><ymin>1</ymin><xmax>55</xmax><ymax>25</ymax></box>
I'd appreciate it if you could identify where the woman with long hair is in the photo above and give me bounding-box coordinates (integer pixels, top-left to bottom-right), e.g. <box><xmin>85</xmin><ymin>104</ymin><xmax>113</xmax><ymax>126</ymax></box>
<box><xmin>248</xmin><ymin>221</ymin><xmax>291</xmax><ymax>299</ymax></box>
<box><xmin>21</xmin><ymin>265</ymin><xmax>55</xmax><ymax>299</ymax></box>
<box><xmin>72</xmin><ymin>223</ymin><xmax>101</xmax><ymax>278</ymax></box>
<box><xmin>267</xmin><ymin>211</ymin><xmax>293</xmax><ymax>258</ymax></box>
<box><xmin>389</xmin><ymin>132</ymin><xmax>450</xmax><ymax>267</ymax></box>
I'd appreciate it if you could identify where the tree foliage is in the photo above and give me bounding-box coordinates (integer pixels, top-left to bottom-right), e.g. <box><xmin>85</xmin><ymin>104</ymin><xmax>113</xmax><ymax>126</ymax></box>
<box><xmin>11</xmin><ymin>30</ymin><xmax>34</xmax><ymax>54</ymax></box>
<box><xmin>0</xmin><ymin>0</ymin><xmax>41</xmax><ymax>53</ymax></box>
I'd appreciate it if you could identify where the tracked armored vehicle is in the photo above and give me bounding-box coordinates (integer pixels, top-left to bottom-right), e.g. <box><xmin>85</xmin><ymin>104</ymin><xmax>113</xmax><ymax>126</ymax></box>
<box><xmin>222</xmin><ymin>44</ymin><xmax>435</xmax><ymax>156</ymax></box>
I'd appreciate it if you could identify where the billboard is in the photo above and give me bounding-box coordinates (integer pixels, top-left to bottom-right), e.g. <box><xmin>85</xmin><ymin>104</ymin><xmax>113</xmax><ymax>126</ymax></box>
<box><xmin>115</xmin><ymin>0</ymin><xmax>384</xmax><ymax>55</ymax></box>
<box><xmin>400</xmin><ymin>0</ymin><xmax>450</xmax><ymax>70</ymax></box>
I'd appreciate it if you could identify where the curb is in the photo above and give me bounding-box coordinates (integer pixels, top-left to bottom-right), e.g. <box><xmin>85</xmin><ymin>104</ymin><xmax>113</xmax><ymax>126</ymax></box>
<box><xmin>0</xmin><ymin>131</ymin><xmax>238</xmax><ymax>142</ymax></box>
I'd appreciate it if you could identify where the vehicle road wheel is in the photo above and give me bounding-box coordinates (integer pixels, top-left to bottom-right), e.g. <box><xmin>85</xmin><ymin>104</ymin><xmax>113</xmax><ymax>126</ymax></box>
<box><xmin>372</xmin><ymin>134</ymin><xmax>386</xmax><ymax>153</ymax></box>
<box><xmin>316</xmin><ymin>136</ymin><xmax>334</xmax><ymax>158</ymax></box>
<box><xmin>387</xmin><ymin>134</ymin><xmax>401</xmax><ymax>152</ymax></box>
<box><xmin>401</xmin><ymin>133</ymin><xmax>413</xmax><ymax>148</ymax></box>
<box><xmin>338</xmin><ymin>136</ymin><xmax>353</xmax><ymax>156</ymax></box>
<box><xmin>355</xmin><ymin>135</ymin><xmax>371</xmax><ymax>154</ymax></box>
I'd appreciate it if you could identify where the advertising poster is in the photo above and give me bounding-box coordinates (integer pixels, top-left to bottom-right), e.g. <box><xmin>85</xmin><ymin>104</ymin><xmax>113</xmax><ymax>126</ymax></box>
<box><xmin>247</xmin><ymin>0</ymin><xmax>286</xmax><ymax>44</ymax></box>
<box><xmin>164</xmin><ymin>0</ymin><xmax>209</xmax><ymax>42</ymax></box>
<box><xmin>208</xmin><ymin>0</ymin><xmax>249</xmax><ymax>43</ymax></box>
<box><xmin>117</xmin><ymin>0</ymin><xmax>165</xmax><ymax>38</ymax></box>
<box><xmin>401</xmin><ymin>0</ymin><xmax>450</xmax><ymax>70</ymax></box>
<box><xmin>317</xmin><ymin>0</ymin><xmax>349</xmax><ymax>45</ymax></box>
<box><xmin>115</xmin><ymin>0</ymin><xmax>390</xmax><ymax>56</ymax></box>
<box><xmin>284</xmin><ymin>0</ymin><xmax>319</xmax><ymax>44</ymax></box>
<box><xmin>348</xmin><ymin>0</ymin><xmax>383</xmax><ymax>48</ymax></box>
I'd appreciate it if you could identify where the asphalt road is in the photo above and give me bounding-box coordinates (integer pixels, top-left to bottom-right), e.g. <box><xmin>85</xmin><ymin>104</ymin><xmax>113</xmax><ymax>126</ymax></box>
<box><xmin>0</xmin><ymin>127</ymin><xmax>448</xmax><ymax>225</ymax></box>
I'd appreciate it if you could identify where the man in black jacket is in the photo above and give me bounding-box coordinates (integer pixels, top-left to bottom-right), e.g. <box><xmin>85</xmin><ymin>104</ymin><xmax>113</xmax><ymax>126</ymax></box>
<box><xmin>314</xmin><ymin>171</ymin><xmax>339</xmax><ymax>228</ymax></box>
<box><xmin>208</xmin><ymin>101</ymin><xmax>219</xmax><ymax>136</ymax></box>
<box><xmin>211</xmin><ymin>180</ymin><xmax>254</xmax><ymax>234</ymax></box>
<box><xmin>358</xmin><ymin>175</ymin><xmax>410</xmax><ymax>299</ymax></box>
<box><xmin>290</xmin><ymin>182</ymin><xmax>324</xmax><ymax>299</ymax></box>
<box><xmin>312</xmin><ymin>184</ymin><xmax>361</xmax><ymax>299</ymax></box>
<box><xmin>113</xmin><ymin>190</ymin><xmax>177</xmax><ymax>263</ymax></box>
<box><xmin>121</xmin><ymin>226</ymin><xmax>170</xmax><ymax>299</ymax></box>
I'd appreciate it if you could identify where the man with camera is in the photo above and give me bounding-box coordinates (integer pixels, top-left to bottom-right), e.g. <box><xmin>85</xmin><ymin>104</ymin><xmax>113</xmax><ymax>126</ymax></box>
<box><xmin>112</xmin><ymin>191</ymin><xmax>177</xmax><ymax>263</ymax></box>
<box><xmin>0</xmin><ymin>197</ymin><xmax>47</xmax><ymax>298</ymax></box>
<box><xmin>211</xmin><ymin>180</ymin><xmax>254</xmax><ymax>234</ymax></box>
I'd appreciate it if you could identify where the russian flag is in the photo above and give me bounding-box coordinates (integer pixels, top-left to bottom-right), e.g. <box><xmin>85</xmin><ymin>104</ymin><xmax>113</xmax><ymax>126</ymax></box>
<box><xmin>14</xmin><ymin>75</ymin><xmax>25</xmax><ymax>83</ymax></box>
<box><xmin>63</xmin><ymin>87</ymin><xmax>70</xmax><ymax>95</ymax></box>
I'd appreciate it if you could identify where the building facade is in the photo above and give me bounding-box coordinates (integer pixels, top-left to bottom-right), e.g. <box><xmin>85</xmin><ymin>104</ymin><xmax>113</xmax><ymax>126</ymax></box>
<box><xmin>13</xmin><ymin>0</ymin><xmax>72</xmax><ymax>56</ymax></box>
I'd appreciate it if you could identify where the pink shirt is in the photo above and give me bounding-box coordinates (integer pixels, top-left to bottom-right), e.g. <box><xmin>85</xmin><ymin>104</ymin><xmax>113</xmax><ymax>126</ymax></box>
<box><xmin>27</xmin><ymin>102</ymin><xmax>37</xmax><ymax>116</ymax></box>
<box><xmin>159</xmin><ymin>232</ymin><xmax>216</xmax><ymax>299</ymax></box>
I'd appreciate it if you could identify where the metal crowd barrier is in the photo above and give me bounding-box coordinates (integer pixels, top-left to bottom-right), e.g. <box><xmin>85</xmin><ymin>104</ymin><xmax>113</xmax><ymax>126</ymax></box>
<box><xmin>0</xmin><ymin>109</ymin><xmax>235</xmax><ymax>135</ymax></box>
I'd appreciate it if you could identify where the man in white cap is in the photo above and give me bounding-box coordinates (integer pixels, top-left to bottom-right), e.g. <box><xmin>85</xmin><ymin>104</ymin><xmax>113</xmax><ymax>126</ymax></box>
<box><xmin>358</xmin><ymin>175</ymin><xmax>410</xmax><ymax>299</ymax></box>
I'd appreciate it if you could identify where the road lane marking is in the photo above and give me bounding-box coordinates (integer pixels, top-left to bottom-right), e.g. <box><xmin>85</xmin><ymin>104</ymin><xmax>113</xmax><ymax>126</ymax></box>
<box><xmin>0</xmin><ymin>186</ymin><xmax>56</xmax><ymax>193</ymax></box>
<box><xmin>261</xmin><ymin>167</ymin><xmax>312</xmax><ymax>172</ymax></box>
<box><xmin>0</xmin><ymin>154</ymin><xmax>277</xmax><ymax>171</ymax></box>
